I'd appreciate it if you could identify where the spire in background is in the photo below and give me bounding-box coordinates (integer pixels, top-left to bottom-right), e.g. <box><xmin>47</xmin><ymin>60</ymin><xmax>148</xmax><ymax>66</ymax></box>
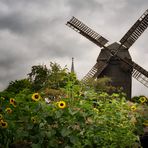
<box><xmin>71</xmin><ymin>57</ymin><xmax>74</xmax><ymax>73</ymax></box>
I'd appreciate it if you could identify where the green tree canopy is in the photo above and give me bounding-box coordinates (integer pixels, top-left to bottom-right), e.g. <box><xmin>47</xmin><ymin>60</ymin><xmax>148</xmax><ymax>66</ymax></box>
<box><xmin>46</xmin><ymin>62</ymin><xmax>69</xmax><ymax>89</ymax></box>
<box><xmin>27</xmin><ymin>62</ymin><xmax>74</xmax><ymax>92</ymax></box>
<box><xmin>5</xmin><ymin>79</ymin><xmax>32</xmax><ymax>94</ymax></box>
<box><xmin>28</xmin><ymin>65</ymin><xmax>49</xmax><ymax>91</ymax></box>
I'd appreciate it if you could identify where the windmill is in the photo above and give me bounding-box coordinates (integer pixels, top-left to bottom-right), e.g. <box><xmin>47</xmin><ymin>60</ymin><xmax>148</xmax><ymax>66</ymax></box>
<box><xmin>66</xmin><ymin>9</ymin><xmax>148</xmax><ymax>98</ymax></box>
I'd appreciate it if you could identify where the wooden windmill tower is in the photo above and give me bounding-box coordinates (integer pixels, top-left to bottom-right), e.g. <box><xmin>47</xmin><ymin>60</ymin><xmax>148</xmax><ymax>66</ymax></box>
<box><xmin>66</xmin><ymin>9</ymin><xmax>148</xmax><ymax>98</ymax></box>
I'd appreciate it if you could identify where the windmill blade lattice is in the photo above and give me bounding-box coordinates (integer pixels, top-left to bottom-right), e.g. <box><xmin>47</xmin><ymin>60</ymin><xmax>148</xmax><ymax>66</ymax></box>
<box><xmin>132</xmin><ymin>62</ymin><xmax>148</xmax><ymax>87</ymax></box>
<box><xmin>122</xmin><ymin>57</ymin><xmax>148</xmax><ymax>88</ymax></box>
<box><xmin>120</xmin><ymin>9</ymin><xmax>148</xmax><ymax>48</ymax></box>
<box><xmin>82</xmin><ymin>61</ymin><xmax>108</xmax><ymax>82</ymax></box>
<box><xmin>132</xmin><ymin>69</ymin><xmax>148</xmax><ymax>87</ymax></box>
<box><xmin>66</xmin><ymin>17</ymin><xmax>109</xmax><ymax>48</ymax></box>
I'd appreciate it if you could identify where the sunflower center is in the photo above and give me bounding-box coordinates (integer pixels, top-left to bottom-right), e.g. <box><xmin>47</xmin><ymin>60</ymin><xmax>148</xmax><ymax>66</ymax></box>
<box><xmin>35</xmin><ymin>95</ymin><xmax>39</xmax><ymax>99</ymax></box>
<box><xmin>13</xmin><ymin>101</ymin><xmax>16</xmax><ymax>105</ymax></box>
<box><xmin>60</xmin><ymin>103</ymin><xmax>64</xmax><ymax>106</ymax></box>
<box><xmin>2</xmin><ymin>122</ymin><xmax>6</xmax><ymax>126</ymax></box>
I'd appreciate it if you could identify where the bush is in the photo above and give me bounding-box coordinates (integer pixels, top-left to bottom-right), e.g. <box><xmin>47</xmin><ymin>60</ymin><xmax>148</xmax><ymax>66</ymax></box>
<box><xmin>0</xmin><ymin>76</ymin><xmax>146</xmax><ymax>148</ymax></box>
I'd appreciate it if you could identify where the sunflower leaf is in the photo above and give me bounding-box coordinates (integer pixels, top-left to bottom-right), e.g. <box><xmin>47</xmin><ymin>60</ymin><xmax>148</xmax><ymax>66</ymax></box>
<box><xmin>61</xmin><ymin>127</ymin><xmax>71</xmax><ymax>137</ymax></box>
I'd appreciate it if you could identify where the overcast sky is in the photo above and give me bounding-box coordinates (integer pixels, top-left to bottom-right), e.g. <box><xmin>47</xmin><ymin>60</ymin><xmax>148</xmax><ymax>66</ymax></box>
<box><xmin>0</xmin><ymin>0</ymin><xmax>148</xmax><ymax>97</ymax></box>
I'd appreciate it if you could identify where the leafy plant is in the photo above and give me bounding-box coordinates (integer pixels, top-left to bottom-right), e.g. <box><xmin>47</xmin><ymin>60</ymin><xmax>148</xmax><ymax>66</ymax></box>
<box><xmin>0</xmin><ymin>63</ymin><xmax>147</xmax><ymax>148</ymax></box>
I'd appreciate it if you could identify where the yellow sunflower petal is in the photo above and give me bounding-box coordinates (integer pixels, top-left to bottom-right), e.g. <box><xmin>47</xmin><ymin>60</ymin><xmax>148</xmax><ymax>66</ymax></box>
<box><xmin>1</xmin><ymin>121</ymin><xmax>8</xmax><ymax>128</ymax></box>
<box><xmin>139</xmin><ymin>97</ymin><xmax>147</xmax><ymax>103</ymax></box>
<box><xmin>5</xmin><ymin>108</ymin><xmax>12</xmax><ymax>113</ymax></box>
<box><xmin>10</xmin><ymin>98</ymin><xmax>15</xmax><ymax>104</ymax></box>
<box><xmin>143</xmin><ymin>121</ymin><xmax>148</xmax><ymax>127</ymax></box>
<box><xmin>32</xmin><ymin>93</ymin><xmax>41</xmax><ymax>101</ymax></box>
<box><xmin>58</xmin><ymin>101</ymin><xmax>66</xmax><ymax>109</ymax></box>
<box><xmin>131</xmin><ymin>105</ymin><xmax>137</xmax><ymax>111</ymax></box>
<box><xmin>31</xmin><ymin>117</ymin><xmax>37</xmax><ymax>123</ymax></box>
<box><xmin>0</xmin><ymin>114</ymin><xmax>3</xmax><ymax>119</ymax></box>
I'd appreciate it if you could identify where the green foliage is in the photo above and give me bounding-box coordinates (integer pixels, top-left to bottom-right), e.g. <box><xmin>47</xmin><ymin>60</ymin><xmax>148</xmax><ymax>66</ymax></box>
<box><xmin>83</xmin><ymin>77</ymin><xmax>117</xmax><ymax>94</ymax></box>
<box><xmin>45</xmin><ymin>62</ymin><xmax>70</xmax><ymax>89</ymax></box>
<box><xmin>0</xmin><ymin>62</ymin><xmax>147</xmax><ymax>147</ymax></box>
<box><xmin>5</xmin><ymin>79</ymin><xmax>32</xmax><ymax>94</ymax></box>
<box><xmin>0</xmin><ymin>73</ymin><xmax>146</xmax><ymax>148</ymax></box>
<box><xmin>28</xmin><ymin>65</ymin><xmax>49</xmax><ymax>91</ymax></box>
<box><xmin>0</xmin><ymin>91</ymin><xmax>15</xmax><ymax>100</ymax></box>
<box><xmin>27</xmin><ymin>62</ymin><xmax>72</xmax><ymax>92</ymax></box>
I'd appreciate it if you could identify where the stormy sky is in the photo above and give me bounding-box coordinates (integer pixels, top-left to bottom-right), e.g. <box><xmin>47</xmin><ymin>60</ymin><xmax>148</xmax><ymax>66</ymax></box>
<box><xmin>0</xmin><ymin>0</ymin><xmax>148</xmax><ymax>97</ymax></box>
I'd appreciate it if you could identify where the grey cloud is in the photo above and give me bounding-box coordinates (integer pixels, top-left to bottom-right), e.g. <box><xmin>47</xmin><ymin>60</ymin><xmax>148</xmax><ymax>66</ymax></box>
<box><xmin>67</xmin><ymin>0</ymin><xmax>103</xmax><ymax>12</ymax></box>
<box><xmin>0</xmin><ymin>0</ymin><xmax>66</xmax><ymax>35</ymax></box>
<box><xmin>0</xmin><ymin>10</ymin><xmax>49</xmax><ymax>35</ymax></box>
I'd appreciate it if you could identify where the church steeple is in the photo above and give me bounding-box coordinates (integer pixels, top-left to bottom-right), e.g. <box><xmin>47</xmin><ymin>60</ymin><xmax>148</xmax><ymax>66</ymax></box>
<box><xmin>71</xmin><ymin>57</ymin><xmax>74</xmax><ymax>73</ymax></box>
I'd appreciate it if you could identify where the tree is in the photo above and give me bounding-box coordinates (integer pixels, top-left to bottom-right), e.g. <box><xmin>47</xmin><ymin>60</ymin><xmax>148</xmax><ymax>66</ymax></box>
<box><xmin>28</xmin><ymin>65</ymin><xmax>49</xmax><ymax>91</ymax></box>
<box><xmin>27</xmin><ymin>62</ymin><xmax>72</xmax><ymax>91</ymax></box>
<box><xmin>45</xmin><ymin>62</ymin><xmax>69</xmax><ymax>89</ymax></box>
<box><xmin>5</xmin><ymin>79</ymin><xmax>32</xmax><ymax>94</ymax></box>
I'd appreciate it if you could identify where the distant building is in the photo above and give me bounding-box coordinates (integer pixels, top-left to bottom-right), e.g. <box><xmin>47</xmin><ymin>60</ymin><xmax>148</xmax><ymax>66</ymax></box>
<box><xmin>71</xmin><ymin>57</ymin><xmax>74</xmax><ymax>73</ymax></box>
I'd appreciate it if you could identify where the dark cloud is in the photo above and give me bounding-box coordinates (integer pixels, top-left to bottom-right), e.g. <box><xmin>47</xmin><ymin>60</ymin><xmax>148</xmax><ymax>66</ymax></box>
<box><xmin>0</xmin><ymin>11</ymin><xmax>47</xmax><ymax>35</ymax></box>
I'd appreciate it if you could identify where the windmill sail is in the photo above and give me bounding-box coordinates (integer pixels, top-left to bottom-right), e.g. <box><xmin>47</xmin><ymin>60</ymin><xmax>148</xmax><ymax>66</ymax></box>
<box><xmin>66</xmin><ymin>16</ymin><xmax>109</xmax><ymax>48</ymax></box>
<box><xmin>132</xmin><ymin>69</ymin><xmax>148</xmax><ymax>87</ymax></box>
<box><xmin>121</xmin><ymin>57</ymin><xmax>148</xmax><ymax>88</ymax></box>
<box><xmin>132</xmin><ymin>62</ymin><xmax>148</xmax><ymax>88</ymax></box>
<box><xmin>82</xmin><ymin>61</ymin><xmax>108</xmax><ymax>82</ymax></box>
<box><xmin>120</xmin><ymin>9</ymin><xmax>148</xmax><ymax>49</ymax></box>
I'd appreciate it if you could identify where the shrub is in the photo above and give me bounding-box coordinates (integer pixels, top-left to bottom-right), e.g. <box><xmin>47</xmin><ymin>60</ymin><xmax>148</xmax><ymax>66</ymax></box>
<box><xmin>0</xmin><ymin>79</ymin><xmax>145</xmax><ymax>148</ymax></box>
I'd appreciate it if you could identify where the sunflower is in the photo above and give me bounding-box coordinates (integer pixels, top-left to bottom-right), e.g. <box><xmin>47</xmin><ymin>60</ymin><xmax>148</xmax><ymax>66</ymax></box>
<box><xmin>0</xmin><ymin>120</ymin><xmax>8</xmax><ymax>128</ymax></box>
<box><xmin>32</xmin><ymin>93</ymin><xmax>41</xmax><ymax>101</ymax></box>
<box><xmin>0</xmin><ymin>114</ymin><xmax>3</xmax><ymax>119</ymax></box>
<box><xmin>143</xmin><ymin>120</ymin><xmax>148</xmax><ymax>127</ymax></box>
<box><xmin>58</xmin><ymin>101</ymin><xmax>66</xmax><ymax>109</ymax></box>
<box><xmin>131</xmin><ymin>105</ymin><xmax>137</xmax><ymax>111</ymax></box>
<box><xmin>10</xmin><ymin>98</ymin><xmax>16</xmax><ymax>107</ymax></box>
<box><xmin>31</xmin><ymin>117</ymin><xmax>37</xmax><ymax>124</ymax></box>
<box><xmin>139</xmin><ymin>97</ymin><xmax>147</xmax><ymax>103</ymax></box>
<box><xmin>10</xmin><ymin>98</ymin><xmax>15</xmax><ymax>104</ymax></box>
<box><xmin>5</xmin><ymin>108</ymin><xmax>12</xmax><ymax>114</ymax></box>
